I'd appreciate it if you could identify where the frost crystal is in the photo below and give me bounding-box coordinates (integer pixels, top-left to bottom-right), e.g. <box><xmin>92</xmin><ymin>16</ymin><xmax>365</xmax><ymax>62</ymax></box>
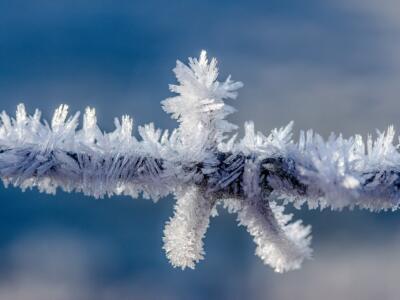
<box><xmin>1</xmin><ymin>51</ymin><xmax>399</xmax><ymax>272</ymax></box>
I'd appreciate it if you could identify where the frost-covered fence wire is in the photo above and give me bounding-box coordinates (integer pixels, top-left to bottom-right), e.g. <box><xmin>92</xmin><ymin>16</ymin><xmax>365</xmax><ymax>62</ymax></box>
<box><xmin>0</xmin><ymin>51</ymin><xmax>399</xmax><ymax>272</ymax></box>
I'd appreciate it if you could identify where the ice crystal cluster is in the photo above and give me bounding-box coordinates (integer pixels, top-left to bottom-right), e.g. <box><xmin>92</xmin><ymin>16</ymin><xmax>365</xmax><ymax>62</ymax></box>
<box><xmin>0</xmin><ymin>51</ymin><xmax>399</xmax><ymax>272</ymax></box>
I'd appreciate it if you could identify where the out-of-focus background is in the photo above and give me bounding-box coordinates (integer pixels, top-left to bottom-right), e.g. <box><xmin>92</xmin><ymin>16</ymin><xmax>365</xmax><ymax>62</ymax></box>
<box><xmin>0</xmin><ymin>1</ymin><xmax>400</xmax><ymax>299</ymax></box>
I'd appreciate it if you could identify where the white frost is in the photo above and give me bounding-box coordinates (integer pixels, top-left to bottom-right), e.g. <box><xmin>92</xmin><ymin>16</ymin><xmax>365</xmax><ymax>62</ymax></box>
<box><xmin>0</xmin><ymin>50</ymin><xmax>398</xmax><ymax>272</ymax></box>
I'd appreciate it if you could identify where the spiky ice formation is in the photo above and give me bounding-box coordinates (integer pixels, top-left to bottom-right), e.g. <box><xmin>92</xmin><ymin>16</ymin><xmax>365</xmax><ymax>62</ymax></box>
<box><xmin>1</xmin><ymin>50</ymin><xmax>399</xmax><ymax>272</ymax></box>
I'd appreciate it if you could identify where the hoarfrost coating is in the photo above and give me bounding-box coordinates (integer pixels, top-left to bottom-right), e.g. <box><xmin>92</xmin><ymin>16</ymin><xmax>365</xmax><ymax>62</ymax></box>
<box><xmin>1</xmin><ymin>51</ymin><xmax>399</xmax><ymax>272</ymax></box>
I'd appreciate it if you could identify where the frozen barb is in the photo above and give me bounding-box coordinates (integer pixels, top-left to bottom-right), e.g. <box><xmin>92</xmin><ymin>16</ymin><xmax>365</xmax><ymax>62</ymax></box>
<box><xmin>0</xmin><ymin>51</ymin><xmax>398</xmax><ymax>272</ymax></box>
<box><xmin>163</xmin><ymin>186</ymin><xmax>214</xmax><ymax>269</ymax></box>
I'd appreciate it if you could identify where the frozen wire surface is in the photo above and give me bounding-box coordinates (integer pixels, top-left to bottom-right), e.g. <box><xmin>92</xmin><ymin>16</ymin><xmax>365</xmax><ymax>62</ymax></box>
<box><xmin>1</xmin><ymin>51</ymin><xmax>399</xmax><ymax>272</ymax></box>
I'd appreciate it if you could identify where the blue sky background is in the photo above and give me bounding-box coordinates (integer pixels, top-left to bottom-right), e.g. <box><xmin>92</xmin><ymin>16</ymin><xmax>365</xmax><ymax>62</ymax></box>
<box><xmin>1</xmin><ymin>1</ymin><xmax>400</xmax><ymax>299</ymax></box>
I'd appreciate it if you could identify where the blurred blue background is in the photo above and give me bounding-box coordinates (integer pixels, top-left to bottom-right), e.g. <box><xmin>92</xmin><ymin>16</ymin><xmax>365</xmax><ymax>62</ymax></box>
<box><xmin>1</xmin><ymin>1</ymin><xmax>400</xmax><ymax>299</ymax></box>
